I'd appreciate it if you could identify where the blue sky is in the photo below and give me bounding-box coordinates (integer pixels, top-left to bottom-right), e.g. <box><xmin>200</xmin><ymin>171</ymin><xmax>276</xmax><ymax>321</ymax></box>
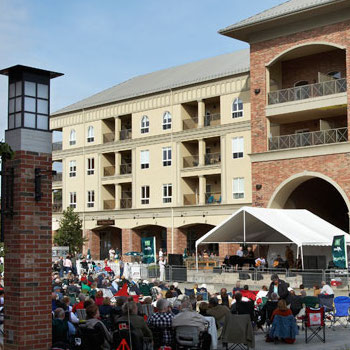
<box><xmin>0</xmin><ymin>0</ymin><xmax>284</xmax><ymax>139</ymax></box>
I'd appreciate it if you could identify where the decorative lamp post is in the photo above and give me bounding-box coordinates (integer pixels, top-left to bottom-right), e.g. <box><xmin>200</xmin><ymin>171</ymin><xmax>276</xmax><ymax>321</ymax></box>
<box><xmin>0</xmin><ymin>65</ymin><xmax>63</xmax><ymax>349</ymax></box>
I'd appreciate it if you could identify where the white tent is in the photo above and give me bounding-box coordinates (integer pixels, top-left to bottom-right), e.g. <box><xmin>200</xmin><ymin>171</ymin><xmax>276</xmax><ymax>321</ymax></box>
<box><xmin>196</xmin><ymin>206</ymin><xmax>350</xmax><ymax>269</ymax></box>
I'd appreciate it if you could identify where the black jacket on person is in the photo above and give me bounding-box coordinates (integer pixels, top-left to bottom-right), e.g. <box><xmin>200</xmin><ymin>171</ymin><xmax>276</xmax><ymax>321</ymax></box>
<box><xmin>267</xmin><ymin>279</ymin><xmax>290</xmax><ymax>303</ymax></box>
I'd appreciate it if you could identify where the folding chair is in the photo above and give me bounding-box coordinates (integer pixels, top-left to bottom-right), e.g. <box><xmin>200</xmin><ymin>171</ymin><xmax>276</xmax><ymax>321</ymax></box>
<box><xmin>331</xmin><ymin>296</ymin><xmax>350</xmax><ymax>329</ymax></box>
<box><xmin>184</xmin><ymin>288</ymin><xmax>195</xmax><ymax>296</ymax></box>
<box><xmin>318</xmin><ymin>294</ymin><xmax>334</xmax><ymax>325</ymax></box>
<box><xmin>302</xmin><ymin>296</ymin><xmax>319</xmax><ymax>308</ymax></box>
<box><xmin>175</xmin><ymin>326</ymin><xmax>201</xmax><ymax>349</ymax></box>
<box><xmin>304</xmin><ymin>307</ymin><xmax>325</xmax><ymax>343</ymax></box>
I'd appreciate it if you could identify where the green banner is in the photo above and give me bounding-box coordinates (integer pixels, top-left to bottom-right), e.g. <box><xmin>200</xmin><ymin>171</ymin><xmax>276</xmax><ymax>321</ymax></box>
<box><xmin>332</xmin><ymin>235</ymin><xmax>347</xmax><ymax>269</ymax></box>
<box><xmin>141</xmin><ymin>237</ymin><xmax>156</xmax><ymax>264</ymax></box>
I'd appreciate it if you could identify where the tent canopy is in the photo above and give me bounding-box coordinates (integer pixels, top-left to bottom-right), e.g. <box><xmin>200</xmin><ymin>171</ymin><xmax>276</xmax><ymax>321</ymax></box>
<box><xmin>196</xmin><ymin>206</ymin><xmax>350</xmax><ymax>248</ymax></box>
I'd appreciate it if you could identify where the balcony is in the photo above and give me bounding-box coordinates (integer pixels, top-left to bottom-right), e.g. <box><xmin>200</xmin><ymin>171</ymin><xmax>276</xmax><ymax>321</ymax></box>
<box><xmin>53</xmin><ymin>173</ymin><xmax>62</xmax><ymax>182</ymax></box>
<box><xmin>120</xmin><ymin>163</ymin><xmax>132</xmax><ymax>175</ymax></box>
<box><xmin>183</xmin><ymin>194</ymin><xmax>198</xmax><ymax>206</ymax></box>
<box><xmin>183</xmin><ymin>155</ymin><xmax>199</xmax><ymax>168</ymax></box>
<box><xmin>121</xmin><ymin>193</ymin><xmax>132</xmax><ymax>209</ymax></box>
<box><xmin>53</xmin><ymin>202</ymin><xmax>62</xmax><ymax>212</ymax></box>
<box><xmin>205</xmin><ymin>192</ymin><xmax>222</xmax><ymax>204</ymax></box>
<box><xmin>120</xmin><ymin>129</ymin><xmax>132</xmax><ymax>140</ymax></box>
<box><xmin>183</xmin><ymin>117</ymin><xmax>198</xmax><ymax>130</ymax></box>
<box><xmin>52</xmin><ymin>142</ymin><xmax>62</xmax><ymax>151</ymax></box>
<box><xmin>103</xmin><ymin>133</ymin><xmax>115</xmax><ymax>143</ymax></box>
<box><xmin>204</xmin><ymin>113</ymin><xmax>220</xmax><ymax>127</ymax></box>
<box><xmin>268</xmin><ymin>79</ymin><xmax>347</xmax><ymax>105</ymax></box>
<box><xmin>104</xmin><ymin>166</ymin><xmax>115</xmax><ymax>177</ymax></box>
<box><xmin>205</xmin><ymin>153</ymin><xmax>221</xmax><ymax>166</ymax></box>
<box><xmin>104</xmin><ymin>200</ymin><xmax>115</xmax><ymax>210</ymax></box>
<box><xmin>269</xmin><ymin>127</ymin><xmax>348</xmax><ymax>151</ymax></box>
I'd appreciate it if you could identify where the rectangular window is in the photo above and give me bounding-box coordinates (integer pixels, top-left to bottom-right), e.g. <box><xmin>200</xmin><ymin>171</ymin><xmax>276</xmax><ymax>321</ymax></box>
<box><xmin>163</xmin><ymin>184</ymin><xmax>172</xmax><ymax>203</ymax></box>
<box><xmin>233</xmin><ymin>178</ymin><xmax>245</xmax><ymax>199</ymax></box>
<box><xmin>69</xmin><ymin>160</ymin><xmax>76</xmax><ymax>177</ymax></box>
<box><xmin>69</xmin><ymin>192</ymin><xmax>77</xmax><ymax>208</ymax></box>
<box><xmin>141</xmin><ymin>186</ymin><xmax>150</xmax><ymax>204</ymax></box>
<box><xmin>140</xmin><ymin>150</ymin><xmax>149</xmax><ymax>169</ymax></box>
<box><xmin>232</xmin><ymin>137</ymin><xmax>244</xmax><ymax>159</ymax></box>
<box><xmin>162</xmin><ymin>147</ymin><xmax>172</xmax><ymax>166</ymax></box>
<box><xmin>87</xmin><ymin>190</ymin><xmax>95</xmax><ymax>208</ymax></box>
<box><xmin>87</xmin><ymin>158</ymin><xmax>95</xmax><ymax>175</ymax></box>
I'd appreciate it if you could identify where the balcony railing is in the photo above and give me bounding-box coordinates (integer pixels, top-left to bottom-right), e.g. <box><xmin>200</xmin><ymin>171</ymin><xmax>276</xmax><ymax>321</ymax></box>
<box><xmin>183</xmin><ymin>194</ymin><xmax>198</xmax><ymax>206</ymax></box>
<box><xmin>268</xmin><ymin>78</ymin><xmax>347</xmax><ymax>105</ymax></box>
<box><xmin>183</xmin><ymin>155</ymin><xmax>199</xmax><ymax>168</ymax></box>
<box><xmin>53</xmin><ymin>202</ymin><xmax>62</xmax><ymax>212</ymax></box>
<box><xmin>104</xmin><ymin>200</ymin><xmax>115</xmax><ymax>210</ymax></box>
<box><xmin>120</xmin><ymin>163</ymin><xmax>132</xmax><ymax>175</ymax></box>
<box><xmin>52</xmin><ymin>142</ymin><xmax>62</xmax><ymax>151</ymax></box>
<box><xmin>121</xmin><ymin>198</ymin><xmax>132</xmax><ymax>209</ymax></box>
<box><xmin>205</xmin><ymin>152</ymin><xmax>221</xmax><ymax>166</ymax></box>
<box><xmin>104</xmin><ymin>166</ymin><xmax>115</xmax><ymax>177</ymax></box>
<box><xmin>53</xmin><ymin>173</ymin><xmax>62</xmax><ymax>182</ymax></box>
<box><xmin>269</xmin><ymin>127</ymin><xmax>348</xmax><ymax>151</ymax></box>
<box><xmin>183</xmin><ymin>117</ymin><xmax>198</xmax><ymax>130</ymax></box>
<box><xmin>204</xmin><ymin>113</ymin><xmax>221</xmax><ymax>127</ymax></box>
<box><xmin>205</xmin><ymin>192</ymin><xmax>222</xmax><ymax>204</ymax></box>
<box><xmin>120</xmin><ymin>129</ymin><xmax>132</xmax><ymax>140</ymax></box>
<box><xmin>103</xmin><ymin>133</ymin><xmax>115</xmax><ymax>143</ymax></box>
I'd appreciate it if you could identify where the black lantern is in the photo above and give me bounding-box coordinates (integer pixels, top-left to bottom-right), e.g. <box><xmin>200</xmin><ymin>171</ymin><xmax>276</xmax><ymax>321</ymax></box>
<box><xmin>0</xmin><ymin>65</ymin><xmax>63</xmax><ymax>131</ymax></box>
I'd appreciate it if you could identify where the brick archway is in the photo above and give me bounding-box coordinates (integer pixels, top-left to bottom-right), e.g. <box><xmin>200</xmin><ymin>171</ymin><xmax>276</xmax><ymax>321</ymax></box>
<box><xmin>268</xmin><ymin>171</ymin><xmax>350</xmax><ymax>231</ymax></box>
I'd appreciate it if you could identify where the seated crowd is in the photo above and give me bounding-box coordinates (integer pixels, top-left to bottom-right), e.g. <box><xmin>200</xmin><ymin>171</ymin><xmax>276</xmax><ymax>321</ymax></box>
<box><xmin>51</xmin><ymin>259</ymin><xmax>336</xmax><ymax>349</ymax></box>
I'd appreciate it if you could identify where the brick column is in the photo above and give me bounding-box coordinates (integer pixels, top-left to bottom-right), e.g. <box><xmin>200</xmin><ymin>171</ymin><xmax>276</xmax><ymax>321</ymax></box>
<box><xmin>4</xmin><ymin>151</ymin><xmax>52</xmax><ymax>349</ymax></box>
<box><xmin>121</xmin><ymin>229</ymin><xmax>141</xmax><ymax>260</ymax></box>
<box><xmin>167</xmin><ymin>228</ymin><xmax>187</xmax><ymax>254</ymax></box>
<box><xmin>219</xmin><ymin>243</ymin><xmax>239</xmax><ymax>259</ymax></box>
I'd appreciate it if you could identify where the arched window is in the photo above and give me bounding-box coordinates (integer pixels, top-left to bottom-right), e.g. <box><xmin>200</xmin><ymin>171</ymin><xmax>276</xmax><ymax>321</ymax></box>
<box><xmin>87</xmin><ymin>126</ymin><xmax>94</xmax><ymax>143</ymax></box>
<box><xmin>141</xmin><ymin>116</ymin><xmax>149</xmax><ymax>134</ymax></box>
<box><xmin>69</xmin><ymin>129</ymin><xmax>76</xmax><ymax>146</ymax></box>
<box><xmin>232</xmin><ymin>98</ymin><xmax>243</xmax><ymax>118</ymax></box>
<box><xmin>162</xmin><ymin>111</ymin><xmax>172</xmax><ymax>130</ymax></box>
<box><xmin>328</xmin><ymin>71</ymin><xmax>341</xmax><ymax>80</ymax></box>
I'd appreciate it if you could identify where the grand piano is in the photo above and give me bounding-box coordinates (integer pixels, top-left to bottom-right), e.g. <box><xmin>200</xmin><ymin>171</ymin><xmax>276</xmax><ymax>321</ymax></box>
<box><xmin>223</xmin><ymin>255</ymin><xmax>255</xmax><ymax>269</ymax></box>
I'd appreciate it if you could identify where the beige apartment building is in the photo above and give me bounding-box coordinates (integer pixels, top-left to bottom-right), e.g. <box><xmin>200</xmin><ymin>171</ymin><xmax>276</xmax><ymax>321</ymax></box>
<box><xmin>51</xmin><ymin>50</ymin><xmax>253</xmax><ymax>259</ymax></box>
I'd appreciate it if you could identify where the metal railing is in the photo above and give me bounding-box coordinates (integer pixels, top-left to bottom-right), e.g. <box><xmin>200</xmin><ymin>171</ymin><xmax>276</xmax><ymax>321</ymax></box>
<box><xmin>183</xmin><ymin>117</ymin><xmax>198</xmax><ymax>130</ymax></box>
<box><xmin>204</xmin><ymin>113</ymin><xmax>221</xmax><ymax>127</ymax></box>
<box><xmin>120</xmin><ymin>129</ymin><xmax>132</xmax><ymax>140</ymax></box>
<box><xmin>183</xmin><ymin>155</ymin><xmax>199</xmax><ymax>168</ymax></box>
<box><xmin>103</xmin><ymin>200</ymin><xmax>115</xmax><ymax>210</ymax></box>
<box><xmin>120</xmin><ymin>163</ymin><xmax>132</xmax><ymax>175</ymax></box>
<box><xmin>268</xmin><ymin>78</ymin><xmax>347</xmax><ymax>105</ymax></box>
<box><xmin>183</xmin><ymin>194</ymin><xmax>198</xmax><ymax>206</ymax></box>
<box><xmin>104</xmin><ymin>166</ymin><xmax>115</xmax><ymax>177</ymax></box>
<box><xmin>269</xmin><ymin>127</ymin><xmax>348</xmax><ymax>151</ymax></box>
<box><xmin>103</xmin><ymin>133</ymin><xmax>115</xmax><ymax>143</ymax></box>
<box><xmin>53</xmin><ymin>173</ymin><xmax>62</xmax><ymax>182</ymax></box>
<box><xmin>52</xmin><ymin>142</ymin><xmax>62</xmax><ymax>151</ymax></box>
<box><xmin>121</xmin><ymin>198</ymin><xmax>132</xmax><ymax>209</ymax></box>
<box><xmin>205</xmin><ymin>192</ymin><xmax>222</xmax><ymax>204</ymax></box>
<box><xmin>52</xmin><ymin>202</ymin><xmax>62</xmax><ymax>212</ymax></box>
<box><xmin>204</xmin><ymin>152</ymin><xmax>221</xmax><ymax>165</ymax></box>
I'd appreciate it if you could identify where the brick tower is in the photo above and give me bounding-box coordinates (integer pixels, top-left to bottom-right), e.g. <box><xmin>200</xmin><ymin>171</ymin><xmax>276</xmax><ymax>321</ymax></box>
<box><xmin>0</xmin><ymin>65</ymin><xmax>62</xmax><ymax>349</ymax></box>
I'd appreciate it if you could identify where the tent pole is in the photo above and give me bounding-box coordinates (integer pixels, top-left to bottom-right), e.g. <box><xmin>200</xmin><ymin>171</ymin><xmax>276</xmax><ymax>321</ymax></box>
<box><xmin>195</xmin><ymin>245</ymin><xmax>198</xmax><ymax>272</ymax></box>
<box><xmin>243</xmin><ymin>210</ymin><xmax>246</xmax><ymax>245</ymax></box>
<box><xmin>301</xmin><ymin>245</ymin><xmax>304</xmax><ymax>270</ymax></box>
<box><xmin>296</xmin><ymin>245</ymin><xmax>299</xmax><ymax>260</ymax></box>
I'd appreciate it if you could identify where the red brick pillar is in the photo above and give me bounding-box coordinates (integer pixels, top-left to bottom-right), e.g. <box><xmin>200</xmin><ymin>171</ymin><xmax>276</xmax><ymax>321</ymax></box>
<box><xmin>4</xmin><ymin>151</ymin><xmax>52</xmax><ymax>349</ymax></box>
<box><xmin>121</xmin><ymin>229</ymin><xmax>141</xmax><ymax>260</ymax></box>
<box><xmin>219</xmin><ymin>243</ymin><xmax>239</xmax><ymax>258</ymax></box>
<box><xmin>167</xmin><ymin>228</ymin><xmax>187</xmax><ymax>254</ymax></box>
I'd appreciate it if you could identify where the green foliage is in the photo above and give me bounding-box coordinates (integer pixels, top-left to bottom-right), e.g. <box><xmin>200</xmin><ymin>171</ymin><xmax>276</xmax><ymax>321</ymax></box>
<box><xmin>0</xmin><ymin>142</ymin><xmax>14</xmax><ymax>161</ymax></box>
<box><xmin>54</xmin><ymin>207</ymin><xmax>86</xmax><ymax>255</ymax></box>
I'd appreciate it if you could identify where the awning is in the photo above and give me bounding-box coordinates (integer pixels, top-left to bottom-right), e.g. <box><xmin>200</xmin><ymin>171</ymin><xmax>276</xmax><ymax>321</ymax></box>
<box><xmin>196</xmin><ymin>206</ymin><xmax>350</xmax><ymax>248</ymax></box>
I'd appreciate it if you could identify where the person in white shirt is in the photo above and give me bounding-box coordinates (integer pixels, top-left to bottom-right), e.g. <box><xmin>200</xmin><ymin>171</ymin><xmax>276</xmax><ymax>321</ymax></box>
<box><xmin>159</xmin><ymin>257</ymin><xmax>166</xmax><ymax>281</ymax></box>
<box><xmin>159</xmin><ymin>248</ymin><xmax>163</xmax><ymax>258</ymax></box>
<box><xmin>320</xmin><ymin>281</ymin><xmax>334</xmax><ymax>296</ymax></box>
<box><xmin>236</xmin><ymin>246</ymin><xmax>243</xmax><ymax>257</ymax></box>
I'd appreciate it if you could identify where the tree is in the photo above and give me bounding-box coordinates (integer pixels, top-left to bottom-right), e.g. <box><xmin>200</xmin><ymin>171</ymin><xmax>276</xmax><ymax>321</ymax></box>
<box><xmin>54</xmin><ymin>207</ymin><xmax>86</xmax><ymax>255</ymax></box>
